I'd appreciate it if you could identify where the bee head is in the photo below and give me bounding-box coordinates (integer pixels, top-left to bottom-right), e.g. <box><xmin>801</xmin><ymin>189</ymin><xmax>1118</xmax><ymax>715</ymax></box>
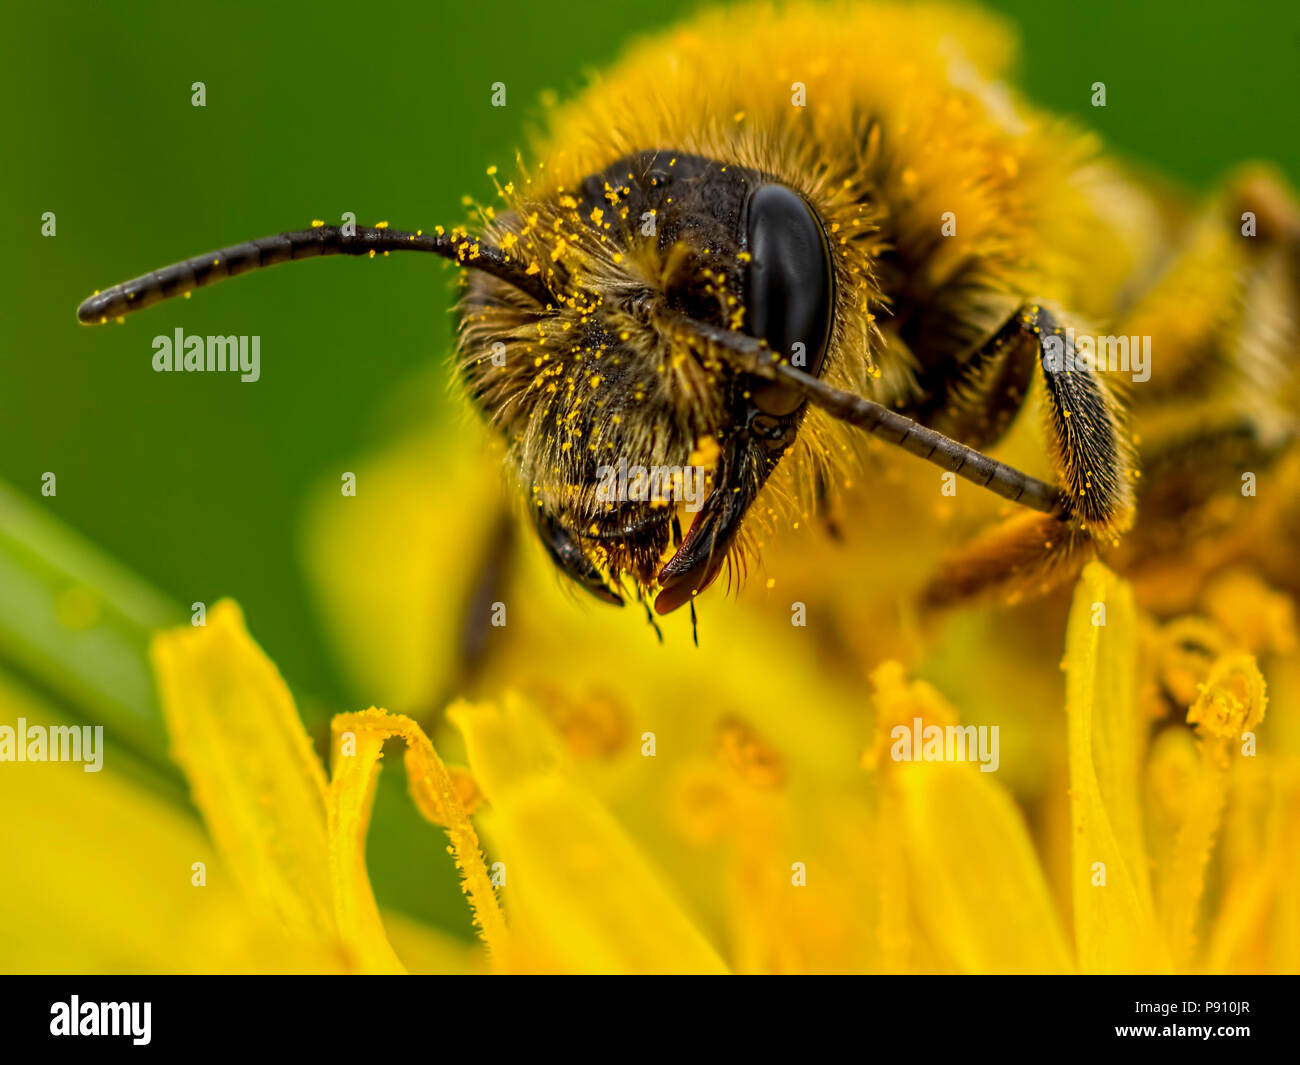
<box><xmin>74</xmin><ymin>151</ymin><xmax>837</xmax><ymax>616</ymax></box>
<box><xmin>458</xmin><ymin>151</ymin><xmax>836</xmax><ymax>612</ymax></box>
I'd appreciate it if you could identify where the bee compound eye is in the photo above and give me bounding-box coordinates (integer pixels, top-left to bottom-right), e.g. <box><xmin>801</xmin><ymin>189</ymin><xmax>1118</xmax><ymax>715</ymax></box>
<box><xmin>743</xmin><ymin>184</ymin><xmax>835</xmax><ymax>417</ymax></box>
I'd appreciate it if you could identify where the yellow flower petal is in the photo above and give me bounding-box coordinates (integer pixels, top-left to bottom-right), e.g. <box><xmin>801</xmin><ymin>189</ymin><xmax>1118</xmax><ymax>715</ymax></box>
<box><xmin>894</xmin><ymin>761</ymin><xmax>1074</xmax><ymax>973</ymax></box>
<box><xmin>1065</xmin><ymin>562</ymin><xmax>1170</xmax><ymax>972</ymax></box>
<box><xmin>0</xmin><ymin>670</ymin><xmax>342</xmax><ymax>973</ymax></box>
<box><xmin>329</xmin><ymin>709</ymin><xmax>509</xmax><ymax>966</ymax></box>
<box><xmin>151</xmin><ymin>600</ymin><xmax>336</xmax><ymax>940</ymax></box>
<box><xmin>326</xmin><ymin>714</ymin><xmax>406</xmax><ymax>974</ymax></box>
<box><xmin>450</xmin><ymin>694</ymin><xmax>728</xmax><ymax>974</ymax></box>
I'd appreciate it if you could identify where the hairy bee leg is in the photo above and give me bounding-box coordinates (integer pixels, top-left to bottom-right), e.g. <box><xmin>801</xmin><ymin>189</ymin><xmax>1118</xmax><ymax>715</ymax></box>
<box><xmin>912</xmin><ymin>300</ymin><xmax>1040</xmax><ymax>452</ymax></box>
<box><xmin>920</xmin><ymin>303</ymin><xmax>1135</xmax><ymax>607</ymax></box>
<box><xmin>1019</xmin><ymin>304</ymin><xmax>1137</xmax><ymax>538</ymax></box>
<box><xmin>921</xmin><ymin>510</ymin><xmax>1092</xmax><ymax>609</ymax></box>
<box><xmin>531</xmin><ymin>509</ymin><xmax>625</xmax><ymax>606</ymax></box>
<box><xmin>1103</xmin><ymin>168</ymin><xmax>1300</xmax><ymax>585</ymax></box>
<box><xmin>686</xmin><ymin>316</ymin><xmax>1066</xmax><ymax>515</ymax></box>
<box><xmin>1120</xmin><ymin>167</ymin><xmax>1300</xmax><ymax>406</ymax></box>
<box><xmin>932</xmin><ymin>169</ymin><xmax>1300</xmax><ymax>610</ymax></box>
<box><xmin>1108</xmin><ymin>411</ymin><xmax>1294</xmax><ymax>598</ymax></box>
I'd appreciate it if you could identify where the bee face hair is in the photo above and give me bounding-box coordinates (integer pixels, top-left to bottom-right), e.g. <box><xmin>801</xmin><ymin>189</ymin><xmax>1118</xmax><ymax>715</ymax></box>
<box><xmin>458</xmin><ymin>150</ymin><xmax>837</xmax><ymax>611</ymax></box>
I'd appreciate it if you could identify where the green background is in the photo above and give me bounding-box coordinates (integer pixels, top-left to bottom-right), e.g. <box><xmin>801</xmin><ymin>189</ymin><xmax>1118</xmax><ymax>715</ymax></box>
<box><xmin>3</xmin><ymin>0</ymin><xmax>1298</xmax><ymax>938</ymax></box>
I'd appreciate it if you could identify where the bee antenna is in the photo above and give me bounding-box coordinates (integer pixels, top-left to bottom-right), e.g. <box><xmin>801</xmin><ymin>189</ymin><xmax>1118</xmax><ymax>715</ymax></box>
<box><xmin>680</xmin><ymin>315</ymin><xmax>1067</xmax><ymax>519</ymax></box>
<box><xmin>76</xmin><ymin>224</ymin><xmax>552</xmax><ymax>324</ymax></box>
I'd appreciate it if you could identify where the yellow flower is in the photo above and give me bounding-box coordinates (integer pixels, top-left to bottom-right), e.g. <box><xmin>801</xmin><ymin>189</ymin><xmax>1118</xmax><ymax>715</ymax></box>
<box><xmin>143</xmin><ymin>549</ymin><xmax>1297</xmax><ymax>973</ymax></box>
<box><xmin>273</xmin><ymin>416</ymin><xmax>1299</xmax><ymax>973</ymax></box>
<box><xmin>0</xmin><ymin>660</ymin><xmax>482</xmax><ymax>974</ymax></box>
<box><xmin>150</xmin><ymin>602</ymin><xmax>725</xmax><ymax>974</ymax></box>
<box><xmin>5</xmin><ymin>378</ymin><xmax>1292</xmax><ymax>979</ymax></box>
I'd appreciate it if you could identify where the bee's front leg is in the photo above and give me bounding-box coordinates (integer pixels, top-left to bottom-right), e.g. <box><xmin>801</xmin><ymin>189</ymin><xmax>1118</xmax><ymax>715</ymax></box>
<box><xmin>923</xmin><ymin>303</ymin><xmax>1136</xmax><ymax>607</ymax></box>
<box><xmin>1020</xmin><ymin>304</ymin><xmax>1137</xmax><ymax>538</ymax></box>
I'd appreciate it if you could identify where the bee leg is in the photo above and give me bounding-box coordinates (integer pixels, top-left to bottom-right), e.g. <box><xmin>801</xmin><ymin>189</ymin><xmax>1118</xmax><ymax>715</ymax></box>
<box><xmin>1105</xmin><ymin>169</ymin><xmax>1300</xmax><ymax>599</ymax></box>
<box><xmin>531</xmin><ymin>508</ymin><xmax>625</xmax><ymax>606</ymax></box>
<box><xmin>1023</xmin><ymin>304</ymin><xmax>1137</xmax><ymax>538</ymax></box>
<box><xmin>922</xmin><ymin>509</ymin><xmax>1092</xmax><ymax>609</ymax></box>
<box><xmin>926</xmin><ymin>168</ymin><xmax>1300</xmax><ymax>609</ymax></box>
<box><xmin>911</xmin><ymin>302</ymin><xmax>1040</xmax><ymax>453</ymax></box>
<box><xmin>923</xmin><ymin>303</ymin><xmax>1136</xmax><ymax>607</ymax></box>
<box><xmin>1121</xmin><ymin>166</ymin><xmax>1300</xmax><ymax>409</ymax></box>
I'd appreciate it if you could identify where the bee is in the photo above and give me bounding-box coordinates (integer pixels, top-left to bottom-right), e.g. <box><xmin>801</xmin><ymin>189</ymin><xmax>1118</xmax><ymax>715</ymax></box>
<box><xmin>77</xmin><ymin>1</ymin><xmax>1300</xmax><ymax>628</ymax></box>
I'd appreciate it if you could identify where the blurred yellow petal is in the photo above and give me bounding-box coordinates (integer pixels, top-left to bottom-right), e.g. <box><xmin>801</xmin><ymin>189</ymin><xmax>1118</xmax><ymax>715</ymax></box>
<box><xmin>1065</xmin><ymin>562</ymin><xmax>1170</xmax><ymax>973</ymax></box>
<box><xmin>450</xmin><ymin>694</ymin><xmax>728</xmax><ymax>974</ymax></box>
<box><xmin>1272</xmin><ymin>779</ymin><xmax>1300</xmax><ymax>972</ymax></box>
<box><xmin>894</xmin><ymin>761</ymin><xmax>1074</xmax><ymax>973</ymax></box>
<box><xmin>151</xmin><ymin>600</ymin><xmax>336</xmax><ymax>940</ymax></box>
<box><xmin>0</xmin><ymin>672</ymin><xmax>342</xmax><ymax>974</ymax></box>
<box><xmin>330</xmin><ymin>709</ymin><xmax>509</xmax><ymax>967</ymax></box>
<box><xmin>1264</xmin><ymin>659</ymin><xmax>1300</xmax><ymax>971</ymax></box>
<box><xmin>1162</xmin><ymin>653</ymin><xmax>1266</xmax><ymax>968</ymax></box>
